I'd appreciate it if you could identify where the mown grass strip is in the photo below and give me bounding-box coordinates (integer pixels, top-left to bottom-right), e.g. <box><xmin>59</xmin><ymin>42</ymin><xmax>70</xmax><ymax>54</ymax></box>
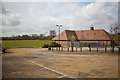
<box><xmin>2</xmin><ymin>40</ymin><xmax>52</xmax><ymax>48</ymax></box>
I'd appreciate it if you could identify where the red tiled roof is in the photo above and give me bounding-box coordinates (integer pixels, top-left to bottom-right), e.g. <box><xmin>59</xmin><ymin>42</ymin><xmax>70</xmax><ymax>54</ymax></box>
<box><xmin>52</xmin><ymin>30</ymin><xmax>68</xmax><ymax>41</ymax></box>
<box><xmin>75</xmin><ymin>29</ymin><xmax>112</xmax><ymax>41</ymax></box>
<box><xmin>52</xmin><ymin>30</ymin><xmax>77</xmax><ymax>41</ymax></box>
<box><xmin>52</xmin><ymin>29</ymin><xmax>112</xmax><ymax>41</ymax></box>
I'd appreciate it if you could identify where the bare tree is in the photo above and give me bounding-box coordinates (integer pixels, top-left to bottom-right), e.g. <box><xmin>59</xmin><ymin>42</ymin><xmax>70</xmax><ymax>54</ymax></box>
<box><xmin>49</xmin><ymin>30</ymin><xmax>56</xmax><ymax>37</ymax></box>
<box><xmin>110</xmin><ymin>23</ymin><xmax>120</xmax><ymax>47</ymax></box>
<box><xmin>110</xmin><ymin>23</ymin><xmax>120</xmax><ymax>34</ymax></box>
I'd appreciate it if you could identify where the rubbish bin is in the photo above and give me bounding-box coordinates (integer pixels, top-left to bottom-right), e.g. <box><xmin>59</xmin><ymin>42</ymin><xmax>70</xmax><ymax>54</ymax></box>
<box><xmin>48</xmin><ymin>47</ymin><xmax>51</xmax><ymax>50</ymax></box>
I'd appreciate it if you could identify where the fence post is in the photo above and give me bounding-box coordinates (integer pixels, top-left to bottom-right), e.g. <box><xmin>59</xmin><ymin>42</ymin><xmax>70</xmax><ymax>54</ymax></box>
<box><xmin>67</xmin><ymin>47</ymin><xmax>69</xmax><ymax>51</ymax></box>
<box><xmin>89</xmin><ymin>44</ymin><xmax>91</xmax><ymax>52</ymax></box>
<box><xmin>52</xmin><ymin>47</ymin><xmax>53</xmax><ymax>51</ymax></box>
<box><xmin>97</xmin><ymin>47</ymin><xmax>98</xmax><ymax>52</ymax></box>
<box><xmin>111</xmin><ymin>40</ymin><xmax>115</xmax><ymax>52</ymax></box>
<box><xmin>89</xmin><ymin>47</ymin><xmax>91</xmax><ymax>52</ymax></box>
<box><xmin>61</xmin><ymin>47</ymin><xmax>63</xmax><ymax>52</ymax></box>
<box><xmin>105</xmin><ymin>47</ymin><xmax>107</xmax><ymax>52</ymax></box>
<box><xmin>56</xmin><ymin>47</ymin><xmax>58</xmax><ymax>51</ymax></box>
<box><xmin>118</xmin><ymin>47</ymin><xmax>120</xmax><ymax>53</ymax></box>
<box><xmin>71</xmin><ymin>42</ymin><xmax>74</xmax><ymax>52</ymax></box>
<box><xmin>76</xmin><ymin>47</ymin><xmax>77</xmax><ymax>52</ymax></box>
<box><xmin>80</xmin><ymin>47</ymin><xmax>82</xmax><ymax>52</ymax></box>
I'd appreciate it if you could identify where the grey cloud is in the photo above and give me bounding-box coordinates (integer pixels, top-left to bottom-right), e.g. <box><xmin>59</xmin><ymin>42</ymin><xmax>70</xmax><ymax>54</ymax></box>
<box><xmin>2</xmin><ymin>6</ymin><xmax>10</xmax><ymax>14</ymax></box>
<box><xmin>2</xmin><ymin>18</ymin><xmax>20</xmax><ymax>26</ymax></box>
<box><xmin>2</xmin><ymin>2</ymin><xmax>118</xmax><ymax>36</ymax></box>
<box><xmin>2</xmin><ymin>6</ymin><xmax>21</xmax><ymax>26</ymax></box>
<box><xmin>73</xmin><ymin>2</ymin><xmax>118</xmax><ymax>31</ymax></box>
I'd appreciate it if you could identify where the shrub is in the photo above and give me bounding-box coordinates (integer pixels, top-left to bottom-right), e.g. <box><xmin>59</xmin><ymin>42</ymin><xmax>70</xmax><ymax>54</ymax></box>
<box><xmin>49</xmin><ymin>42</ymin><xmax>61</xmax><ymax>47</ymax></box>
<box><xmin>42</xmin><ymin>44</ymin><xmax>49</xmax><ymax>48</ymax></box>
<box><xmin>42</xmin><ymin>42</ymin><xmax>61</xmax><ymax>48</ymax></box>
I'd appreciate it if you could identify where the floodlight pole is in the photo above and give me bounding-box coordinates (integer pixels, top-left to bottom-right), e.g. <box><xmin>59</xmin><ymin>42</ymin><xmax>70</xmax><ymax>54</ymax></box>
<box><xmin>43</xmin><ymin>32</ymin><xmax>47</xmax><ymax>44</ymax></box>
<box><xmin>56</xmin><ymin>24</ymin><xmax>62</xmax><ymax>51</ymax></box>
<box><xmin>81</xmin><ymin>31</ymin><xmax>83</xmax><ymax>52</ymax></box>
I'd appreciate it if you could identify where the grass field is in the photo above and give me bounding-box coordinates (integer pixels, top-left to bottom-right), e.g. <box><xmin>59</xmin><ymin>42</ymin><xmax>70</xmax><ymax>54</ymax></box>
<box><xmin>2</xmin><ymin>40</ymin><xmax>52</xmax><ymax>48</ymax></box>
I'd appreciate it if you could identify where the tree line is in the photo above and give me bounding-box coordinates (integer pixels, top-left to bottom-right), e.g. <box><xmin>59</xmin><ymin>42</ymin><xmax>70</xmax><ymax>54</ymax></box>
<box><xmin>2</xmin><ymin>30</ymin><xmax>57</xmax><ymax>40</ymax></box>
<box><xmin>2</xmin><ymin>25</ymin><xmax>120</xmax><ymax>46</ymax></box>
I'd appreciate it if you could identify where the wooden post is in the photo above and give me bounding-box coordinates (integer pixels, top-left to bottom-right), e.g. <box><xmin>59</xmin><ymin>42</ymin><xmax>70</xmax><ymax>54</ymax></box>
<box><xmin>97</xmin><ymin>41</ymin><xmax>99</xmax><ymax>52</ymax></box>
<box><xmin>52</xmin><ymin>47</ymin><xmax>53</xmax><ymax>51</ymax></box>
<box><xmin>67</xmin><ymin>47</ymin><xmax>69</xmax><ymax>51</ymax></box>
<box><xmin>56</xmin><ymin>47</ymin><xmax>58</xmax><ymax>51</ymax></box>
<box><xmin>105</xmin><ymin>41</ymin><xmax>107</xmax><ymax>52</ymax></box>
<box><xmin>71</xmin><ymin>42</ymin><xmax>74</xmax><ymax>52</ymax></box>
<box><xmin>105</xmin><ymin>47</ymin><xmax>107</xmax><ymax>52</ymax></box>
<box><xmin>89</xmin><ymin>44</ymin><xmax>91</xmax><ymax>52</ymax></box>
<box><xmin>76</xmin><ymin>47</ymin><xmax>77</xmax><ymax>52</ymax></box>
<box><xmin>61</xmin><ymin>47</ymin><xmax>63</xmax><ymax>52</ymax></box>
<box><xmin>89</xmin><ymin>47</ymin><xmax>91</xmax><ymax>52</ymax></box>
<box><xmin>97</xmin><ymin>47</ymin><xmax>98</xmax><ymax>52</ymax></box>
<box><xmin>111</xmin><ymin>40</ymin><xmax>115</xmax><ymax>52</ymax></box>
<box><xmin>118</xmin><ymin>47</ymin><xmax>120</xmax><ymax>53</ymax></box>
<box><xmin>80</xmin><ymin>47</ymin><xmax>82</xmax><ymax>52</ymax></box>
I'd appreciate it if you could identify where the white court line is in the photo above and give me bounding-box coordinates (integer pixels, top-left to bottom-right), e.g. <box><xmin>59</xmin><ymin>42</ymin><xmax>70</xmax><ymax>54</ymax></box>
<box><xmin>11</xmin><ymin>71</ymin><xmax>21</xmax><ymax>74</ymax></box>
<box><xmin>10</xmin><ymin>51</ymin><xmax>80</xmax><ymax>79</ymax></box>
<box><xmin>58</xmin><ymin>75</ymin><xmax>67</xmax><ymax>78</ymax></box>
<box><xmin>29</xmin><ymin>61</ymin><xmax>78</xmax><ymax>80</ymax></box>
<box><xmin>51</xmin><ymin>54</ymin><xmax>101</xmax><ymax>57</ymax></box>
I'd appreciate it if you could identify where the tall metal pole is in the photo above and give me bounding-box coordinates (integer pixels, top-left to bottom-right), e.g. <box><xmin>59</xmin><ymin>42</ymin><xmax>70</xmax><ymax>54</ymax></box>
<box><xmin>56</xmin><ymin>25</ymin><xmax>62</xmax><ymax>51</ymax></box>
<box><xmin>43</xmin><ymin>32</ymin><xmax>47</xmax><ymax>45</ymax></box>
<box><xmin>81</xmin><ymin>31</ymin><xmax>83</xmax><ymax>52</ymax></box>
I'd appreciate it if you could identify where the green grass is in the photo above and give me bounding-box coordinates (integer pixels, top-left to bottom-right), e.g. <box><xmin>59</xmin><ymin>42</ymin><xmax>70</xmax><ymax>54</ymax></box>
<box><xmin>2</xmin><ymin>40</ymin><xmax>52</xmax><ymax>48</ymax></box>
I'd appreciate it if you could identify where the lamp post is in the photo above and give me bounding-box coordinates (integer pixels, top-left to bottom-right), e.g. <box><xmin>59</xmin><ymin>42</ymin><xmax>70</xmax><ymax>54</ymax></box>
<box><xmin>56</xmin><ymin>24</ymin><xmax>62</xmax><ymax>51</ymax></box>
<box><xmin>43</xmin><ymin>32</ymin><xmax>47</xmax><ymax>44</ymax></box>
<box><xmin>81</xmin><ymin>31</ymin><xmax>83</xmax><ymax>52</ymax></box>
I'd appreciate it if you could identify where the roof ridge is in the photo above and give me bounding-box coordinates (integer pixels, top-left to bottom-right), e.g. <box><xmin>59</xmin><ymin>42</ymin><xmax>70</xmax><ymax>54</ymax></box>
<box><xmin>65</xmin><ymin>30</ymin><xmax>75</xmax><ymax>31</ymax></box>
<box><xmin>75</xmin><ymin>29</ymin><xmax>103</xmax><ymax>31</ymax></box>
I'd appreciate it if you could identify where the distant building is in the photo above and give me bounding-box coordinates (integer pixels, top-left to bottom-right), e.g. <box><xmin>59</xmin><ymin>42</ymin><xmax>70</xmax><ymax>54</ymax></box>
<box><xmin>52</xmin><ymin>27</ymin><xmax>113</xmax><ymax>47</ymax></box>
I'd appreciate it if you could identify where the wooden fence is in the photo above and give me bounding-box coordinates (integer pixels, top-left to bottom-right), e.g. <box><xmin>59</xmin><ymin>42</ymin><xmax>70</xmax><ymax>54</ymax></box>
<box><xmin>49</xmin><ymin>47</ymin><xmax>120</xmax><ymax>53</ymax></box>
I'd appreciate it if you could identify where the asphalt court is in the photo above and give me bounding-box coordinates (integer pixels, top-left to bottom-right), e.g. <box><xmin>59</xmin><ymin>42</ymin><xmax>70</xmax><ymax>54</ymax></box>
<box><xmin>2</xmin><ymin>48</ymin><xmax>119</xmax><ymax>78</ymax></box>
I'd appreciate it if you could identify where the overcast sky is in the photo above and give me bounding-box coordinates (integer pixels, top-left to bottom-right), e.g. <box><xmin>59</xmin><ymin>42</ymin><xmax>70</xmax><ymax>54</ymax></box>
<box><xmin>1</xmin><ymin>0</ymin><xmax>119</xmax><ymax>37</ymax></box>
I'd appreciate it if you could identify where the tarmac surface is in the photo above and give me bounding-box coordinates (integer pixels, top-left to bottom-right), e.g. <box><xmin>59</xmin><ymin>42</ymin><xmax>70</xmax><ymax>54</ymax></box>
<box><xmin>2</xmin><ymin>48</ymin><xmax>119</xmax><ymax>78</ymax></box>
<box><xmin>0</xmin><ymin>56</ymin><xmax>2</xmax><ymax>79</ymax></box>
